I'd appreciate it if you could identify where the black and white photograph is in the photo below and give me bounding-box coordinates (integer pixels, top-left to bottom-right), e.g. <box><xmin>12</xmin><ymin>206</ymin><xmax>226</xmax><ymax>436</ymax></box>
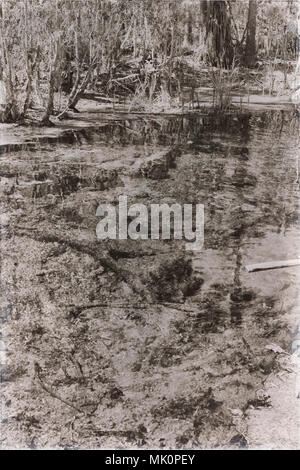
<box><xmin>0</xmin><ymin>0</ymin><xmax>299</xmax><ymax>452</ymax></box>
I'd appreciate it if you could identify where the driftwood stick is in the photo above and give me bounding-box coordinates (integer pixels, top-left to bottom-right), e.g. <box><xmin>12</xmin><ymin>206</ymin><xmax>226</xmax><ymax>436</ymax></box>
<box><xmin>34</xmin><ymin>362</ymin><xmax>84</xmax><ymax>414</ymax></box>
<box><xmin>246</xmin><ymin>259</ymin><xmax>300</xmax><ymax>273</ymax></box>
<box><xmin>67</xmin><ymin>301</ymin><xmax>196</xmax><ymax>315</ymax></box>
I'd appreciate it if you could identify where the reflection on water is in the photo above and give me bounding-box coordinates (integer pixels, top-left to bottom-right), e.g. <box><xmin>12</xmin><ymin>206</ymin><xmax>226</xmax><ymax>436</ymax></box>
<box><xmin>0</xmin><ymin>109</ymin><xmax>299</xmax><ymax>333</ymax></box>
<box><xmin>1</xmin><ymin>108</ymin><xmax>299</xmax><ymax>448</ymax></box>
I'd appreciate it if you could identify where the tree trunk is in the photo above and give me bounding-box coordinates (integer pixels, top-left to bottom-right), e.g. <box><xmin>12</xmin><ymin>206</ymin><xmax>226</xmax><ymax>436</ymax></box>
<box><xmin>244</xmin><ymin>0</ymin><xmax>257</xmax><ymax>67</ymax></box>
<box><xmin>200</xmin><ymin>0</ymin><xmax>234</xmax><ymax>69</ymax></box>
<box><xmin>22</xmin><ymin>49</ymin><xmax>38</xmax><ymax>119</ymax></box>
<box><xmin>41</xmin><ymin>66</ymin><xmax>56</xmax><ymax>125</ymax></box>
<box><xmin>41</xmin><ymin>38</ymin><xmax>61</xmax><ymax>125</ymax></box>
<box><xmin>0</xmin><ymin>1</ymin><xmax>19</xmax><ymax>122</ymax></box>
<box><xmin>57</xmin><ymin>58</ymin><xmax>96</xmax><ymax>120</ymax></box>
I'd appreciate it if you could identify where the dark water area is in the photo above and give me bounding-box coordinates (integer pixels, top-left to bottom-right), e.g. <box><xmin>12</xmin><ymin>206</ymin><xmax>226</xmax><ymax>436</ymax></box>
<box><xmin>0</xmin><ymin>109</ymin><xmax>299</xmax><ymax>448</ymax></box>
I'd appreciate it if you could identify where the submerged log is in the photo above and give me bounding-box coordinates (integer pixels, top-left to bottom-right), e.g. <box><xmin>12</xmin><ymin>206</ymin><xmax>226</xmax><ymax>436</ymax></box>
<box><xmin>246</xmin><ymin>259</ymin><xmax>300</xmax><ymax>273</ymax></box>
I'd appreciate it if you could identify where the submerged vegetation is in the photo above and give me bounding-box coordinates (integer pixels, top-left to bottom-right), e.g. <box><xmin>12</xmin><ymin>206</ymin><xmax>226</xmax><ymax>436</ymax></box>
<box><xmin>0</xmin><ymin>0</ymin><xmax>298</xmax><ymax>123</ymax></box>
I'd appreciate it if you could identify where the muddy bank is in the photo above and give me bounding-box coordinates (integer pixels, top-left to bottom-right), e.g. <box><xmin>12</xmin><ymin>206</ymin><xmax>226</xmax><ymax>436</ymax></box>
<box><xmin>0</xmin><ymin>109</ymin><xmax>299</xmax><ymax>449</ymax></box>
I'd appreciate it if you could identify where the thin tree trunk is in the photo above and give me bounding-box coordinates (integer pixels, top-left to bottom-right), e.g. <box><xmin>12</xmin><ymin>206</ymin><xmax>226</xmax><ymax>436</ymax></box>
<box><xmin>21</xmin><ymin>0</ymin><xmax>38</xmax><ymax>119</ymax></box>
<box><xmin>0</xmin><ymin>0</ymin><xmax>18</xmax><ymax>122</ymax></box>
<box><xmin>41</xmin><ymin>38</ymin><xmax>60</xmax><ymax>125</ymax></box>
<box><xmin>244</xmin><ymin>0</ymin><xmax>257</xmax><ymax>67</ymax></box>
<box><xmin>57</xmin><ymin>55</ymin><xmax>97</xmax><ymax>120</ymax></box>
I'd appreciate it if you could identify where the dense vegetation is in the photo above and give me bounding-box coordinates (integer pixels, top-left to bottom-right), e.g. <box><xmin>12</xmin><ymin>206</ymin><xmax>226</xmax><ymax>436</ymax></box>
<box><xmin>0</xmin><ymin>0</ymin><xmax>297</xmax><ymax>123</ymax></box>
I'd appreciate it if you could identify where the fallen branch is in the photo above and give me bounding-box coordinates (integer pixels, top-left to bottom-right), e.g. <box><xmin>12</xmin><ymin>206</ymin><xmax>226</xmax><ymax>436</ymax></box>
<box><xmin>246</xmin><ymin>259</ymin><xmax>300</xmax><ymax>273</ymax></box>
<box><xmin>34</xmin><ymin>362</ymin><xmax>84</xmax><ymax>414</ymax></box>
<box><xmin>67</xmin><ymin>301</ymin><xmax>198</xmax><ymax>316</ymax></box>
<box><xmin>16</xmin><ymin>229</ymin><xmax>148</xmax><ymax>300</ymax></box>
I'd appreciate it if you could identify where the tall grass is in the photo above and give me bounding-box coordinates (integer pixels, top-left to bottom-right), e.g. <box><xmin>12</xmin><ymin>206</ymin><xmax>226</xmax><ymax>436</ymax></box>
<box><xmin>208</xmin><ymin>58</ymin><xmax>240</xmax><ymax>111</ymax></box>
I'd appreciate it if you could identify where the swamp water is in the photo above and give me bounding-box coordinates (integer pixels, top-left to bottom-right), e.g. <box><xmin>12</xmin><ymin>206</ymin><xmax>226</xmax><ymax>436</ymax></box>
<box><xmin>0</xmin><ymin>109</ymin><xmax>299</xmax><ymax>448</ymax></box>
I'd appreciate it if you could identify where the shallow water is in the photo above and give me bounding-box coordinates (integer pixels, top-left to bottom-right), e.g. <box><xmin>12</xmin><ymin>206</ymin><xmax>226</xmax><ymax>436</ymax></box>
<box><xmin>0</xmin><ymin>109</ymin><xmax>299</xmax><ymax>448</ymax></box>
